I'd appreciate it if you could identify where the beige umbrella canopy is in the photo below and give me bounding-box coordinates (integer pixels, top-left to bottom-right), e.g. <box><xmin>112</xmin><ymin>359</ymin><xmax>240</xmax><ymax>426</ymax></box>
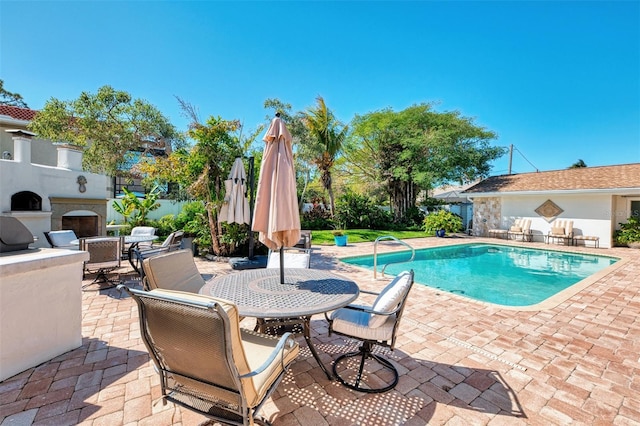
<box><xmin>252</xmin><ymin>115</ymin><xmax>301</xmax><ymax>255</ymax></box>
<box><xmin>218</xmin><ymin>157</ymin><xmax>250</xmax><ymax>225</ymax></box>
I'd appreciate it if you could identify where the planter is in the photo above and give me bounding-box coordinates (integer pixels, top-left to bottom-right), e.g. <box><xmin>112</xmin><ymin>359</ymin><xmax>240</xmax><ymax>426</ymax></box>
<box><xmin>334</xmin><ymin>235</ymin><xmax>348</xmax><ymax>246</ymax></box>
<box><xmin>627</xmin><ymin>242</ymin><xmax>640</xmax><ymax>249</ymax></box>
<box><xmin>436</xmin><ymin>229</ymin><xmax>446</xmax><ymax>238</ymax></box>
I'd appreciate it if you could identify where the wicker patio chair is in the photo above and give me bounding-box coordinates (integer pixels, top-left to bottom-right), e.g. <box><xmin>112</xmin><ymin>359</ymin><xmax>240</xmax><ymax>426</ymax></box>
<box><xmin>79</xmin><ymin>237</ymin><xmax>122</xmax><ymax>290</ymax></box>
<box><xmin>119</xmin><ymin>286</ymin><xmax>299</xmax><ymax>426</ymax></box>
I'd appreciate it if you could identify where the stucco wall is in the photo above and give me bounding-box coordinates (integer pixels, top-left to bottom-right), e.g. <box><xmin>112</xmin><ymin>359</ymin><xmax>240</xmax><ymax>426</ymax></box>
<box><xmin>0</xmin><ymin>248</ymin><xmax>89</xmax><ymax>381</ymax></box>
<box><xmin>473</xmin><ymin>193</ymin><xmax>616</xmax><ymax>247</ymax></box>
<box><xmin>0</xmin><ymin>157</ymin><xmax>109</xmax><ymax>248</ymax></box>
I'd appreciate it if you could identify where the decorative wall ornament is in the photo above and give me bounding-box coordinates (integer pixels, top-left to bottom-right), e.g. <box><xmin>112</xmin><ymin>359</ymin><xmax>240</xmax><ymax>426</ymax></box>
<box><xmin>77</xmin><ymin>175</ymin><xmax>87</xmax><ymax>193</ymax></box>
<box><xmin>535</xmin><ymin>199</ymin><xmax>563</xmax><ymax>222</ymax></box>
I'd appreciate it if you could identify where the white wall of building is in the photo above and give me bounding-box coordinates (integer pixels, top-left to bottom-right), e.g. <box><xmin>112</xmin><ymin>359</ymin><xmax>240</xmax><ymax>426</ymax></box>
<box><xmin>498</xmin><ymin>193</ymin><xmax>614</xmax><ymax>247</ymax></box>
<box><xmin>1</xmin><ymin>136</ymin><xmax>110</xmax><ymax>248</ymax></box>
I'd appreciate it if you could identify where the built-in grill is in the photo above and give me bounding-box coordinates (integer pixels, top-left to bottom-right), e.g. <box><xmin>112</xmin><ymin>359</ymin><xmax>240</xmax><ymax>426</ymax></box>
<box><xmin>0</xmin><ymin>216</ymin><xmax>34</xmax><ymax>252</ymax></box>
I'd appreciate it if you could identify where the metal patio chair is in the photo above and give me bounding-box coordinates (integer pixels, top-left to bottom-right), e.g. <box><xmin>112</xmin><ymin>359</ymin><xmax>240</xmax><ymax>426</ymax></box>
<box><xmin>327</xmin><ymin>270</ymin><xmax>415</xmax><ymax>393</ymax></box>
<box><xmin>119</xmin><ymin>286</ymin><xmax>300</xmax><ymax>426</ymax></box>
<box><xmin>80</xmin><ymin>237</ymin><xmax>122</xmax><ymax>291</ymax></box>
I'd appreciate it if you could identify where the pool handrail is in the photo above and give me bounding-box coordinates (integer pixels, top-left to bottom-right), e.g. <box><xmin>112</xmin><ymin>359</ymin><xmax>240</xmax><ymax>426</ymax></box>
<box><xmin>373</xmin><ymin>236</ymin><xmax>416</xmax><ymax>279</ymax></box>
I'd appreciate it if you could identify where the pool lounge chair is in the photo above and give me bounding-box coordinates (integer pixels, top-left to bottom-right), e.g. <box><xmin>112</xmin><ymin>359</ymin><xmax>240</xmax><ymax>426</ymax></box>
<box><xmin>507</xmin><ymin>219</ymin><xmax>533</xmax><ymax>242</ymax></box>
<box><xmin>547</xmin><ymin>220</ymin><xmax>574</xmax><ymax>245</ymax></box>
<box><xmin>489</xmin><ymin>218</ymin><xmax>531</xmax><ymax>241</ymax></box>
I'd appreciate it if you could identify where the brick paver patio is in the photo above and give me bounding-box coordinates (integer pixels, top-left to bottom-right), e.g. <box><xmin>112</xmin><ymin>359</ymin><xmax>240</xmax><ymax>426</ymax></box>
<box><xmin>1</xmin><ymin>237</ymin><xmax>639</xmax><ymax>425</ymax></box>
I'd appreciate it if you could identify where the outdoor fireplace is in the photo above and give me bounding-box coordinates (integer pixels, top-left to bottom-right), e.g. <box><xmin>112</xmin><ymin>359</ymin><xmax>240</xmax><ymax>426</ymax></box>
<box><xmin>1</xmin><ymin>129</ymin><xmax>110</xmax><ymax>247</ymax></box>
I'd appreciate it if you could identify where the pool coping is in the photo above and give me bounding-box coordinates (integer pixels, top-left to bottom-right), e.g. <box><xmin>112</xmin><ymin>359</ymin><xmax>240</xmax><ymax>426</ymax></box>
<box><xmin>337</xmin><ymin>240</ymin><xmax>631</xmax><ymax>312</ymax></box>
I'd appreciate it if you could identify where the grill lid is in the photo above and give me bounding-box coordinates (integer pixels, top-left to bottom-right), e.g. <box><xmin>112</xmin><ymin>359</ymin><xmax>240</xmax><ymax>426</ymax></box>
<box><xmin>0</xmin><ymin>216</ymin><xmax>34</xmax><ymax>252</ymax></box>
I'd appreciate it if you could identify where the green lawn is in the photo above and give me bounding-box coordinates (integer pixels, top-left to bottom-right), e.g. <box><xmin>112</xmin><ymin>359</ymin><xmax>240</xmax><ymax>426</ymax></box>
<box><xmin>310</xmin><ymin>229</ymin><xmax>431</xmax><ymax>245</ymax></box>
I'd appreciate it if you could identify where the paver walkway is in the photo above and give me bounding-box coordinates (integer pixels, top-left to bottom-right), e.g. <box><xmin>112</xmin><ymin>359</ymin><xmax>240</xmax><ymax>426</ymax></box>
<box><xmin>1</xmin><ymin>237</ymin><xmax>639</xmax><ymax>425</ymax></box>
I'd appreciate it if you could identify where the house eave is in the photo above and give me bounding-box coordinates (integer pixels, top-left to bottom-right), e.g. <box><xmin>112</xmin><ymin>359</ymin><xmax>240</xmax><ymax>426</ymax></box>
<box><xmin>464</xmin><ymin>187</ymin><xmax>640</xmax><ymax>198</ymax></box>
<box><xmin>0</xmin><ymin>116</ymin><xmax>30</xmax><ymax>127</ymax></box>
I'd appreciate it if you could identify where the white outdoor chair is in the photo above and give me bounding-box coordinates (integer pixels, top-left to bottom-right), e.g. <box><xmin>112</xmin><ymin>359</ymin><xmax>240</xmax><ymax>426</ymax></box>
<box><xmin>266</xmin><ymin>247</ymin><xmax>311</xmax><ymax>269</ymax></box>
<box><xmin>327</xmin><ymin>270</ymin><xmax>415</xmax><ymax>393</ymax></box>
<box><xmin>44</xmin><ymin>230</ymin><xmax>78</xmax><ymax>249</ymax></box>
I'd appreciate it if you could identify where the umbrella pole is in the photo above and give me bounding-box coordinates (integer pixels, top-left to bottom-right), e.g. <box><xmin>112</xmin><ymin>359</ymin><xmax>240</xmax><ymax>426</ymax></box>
<box><xmin>247</xmin><ymin>156</ymin><xmax>255</xmax><ymax>259</ymax></box>
<box><xmin>280</xmin><ymin>246</ymin><xmax>285</xmax><ymax>284</ymax></box>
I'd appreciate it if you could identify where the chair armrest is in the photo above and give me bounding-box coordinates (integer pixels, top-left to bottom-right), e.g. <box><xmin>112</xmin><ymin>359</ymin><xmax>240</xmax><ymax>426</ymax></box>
<box><xmin>340</xmin><ymin>303</ymin><xmax>398</xmax><ymax>317</ymax></box>
<box><xmin>239</xmin><ymin>332</ymin><xmax>297</xmax><ymax>378</ymax></box>
<box><xmin>358</xmin><ymin>289</ymin><xmax>380</xmax><ymax>296</ymax></box>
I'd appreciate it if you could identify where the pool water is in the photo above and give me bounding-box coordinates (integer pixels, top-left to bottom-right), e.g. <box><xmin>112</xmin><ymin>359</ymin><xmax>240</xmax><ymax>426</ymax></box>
<box><xmin>340</xmin><ymin>243</ymin><xmax>618</xmax><ymax>307</ymax></box>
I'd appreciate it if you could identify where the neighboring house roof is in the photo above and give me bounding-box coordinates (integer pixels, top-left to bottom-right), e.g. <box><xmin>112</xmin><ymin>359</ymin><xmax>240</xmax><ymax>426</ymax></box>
<box><xmin>463</xmin><ymin>163</ymin><xmax>640</xmax><ymax>195</ymax></box>
<box><xmin>0</xmin><ymin>105</ymin><xmax>38</xmax><ymax>121</ymax></box>
<box><xmin>431</xmin><ymin>182</ymin><xmax>478</xmax><ymax>203</ymax></box>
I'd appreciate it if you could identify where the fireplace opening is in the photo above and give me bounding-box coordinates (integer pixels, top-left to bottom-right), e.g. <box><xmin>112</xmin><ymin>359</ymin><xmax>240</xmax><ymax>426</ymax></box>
<box><xmin>62</xmin><ymin>211</ymin><xmax>99</xmax><ymax>238</ymax></box>
<box><xmin>11</xmin><ymin>191</ymin><xmax>42</xmax><ymax>211</ymax></box>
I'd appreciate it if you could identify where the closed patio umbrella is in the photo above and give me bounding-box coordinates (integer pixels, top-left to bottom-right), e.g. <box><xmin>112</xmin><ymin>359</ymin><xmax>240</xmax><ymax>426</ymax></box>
<box><xmin>218</xmin><ymin>157</ymin><xmax>250</xmax><ymax>225</ymax></box>
<box><xmin>252</xmin><ymin>114</ymin><xmax>300</xmax><ymax>283</ymax></box>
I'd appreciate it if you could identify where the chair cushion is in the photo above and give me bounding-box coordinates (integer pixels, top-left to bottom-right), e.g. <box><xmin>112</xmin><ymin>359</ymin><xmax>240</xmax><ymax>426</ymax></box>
<box><xmin>509</xmin><ymin>226</ymin><xmax>522</xmax><ymax>233</ymax></box>
<box><xmin>131</xmin><ymin>226</ymin><xmax>156</xmax><ymax>236</ymax></box>
<box><xmin>551</xmin><ymin>227</ymin><xmax>565</xmax><ymax>235</ymax></box>
<box><xmin>143</xmin><ymin>249</ymin><xmax>205</xmax><ymax>293</ymax></box>
<box><xmin>48</xmin><ymin>230</ymin><xmax>78</xmax><ymax>247</ymax></box>
<box><xmin>369</xmin><ymin>271</ymin><xmax>412</xmax><ymax>328</ymax></box>
<box><xmin>331</xmin><ymin>307</ymin><xmax>396</xmax><ymax>341</ymax></box>
<box><xmin>239</xmin><ymin>329</ymin><xmax>299</xmax><ymax>406</ymax></box>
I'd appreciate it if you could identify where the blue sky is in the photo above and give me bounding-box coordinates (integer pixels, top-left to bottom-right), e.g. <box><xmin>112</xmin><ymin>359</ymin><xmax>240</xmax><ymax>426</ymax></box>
<box><xmin>2</xmin><ymin>1</ymin><xmax>639</xmax><ymax>176</ymax></box>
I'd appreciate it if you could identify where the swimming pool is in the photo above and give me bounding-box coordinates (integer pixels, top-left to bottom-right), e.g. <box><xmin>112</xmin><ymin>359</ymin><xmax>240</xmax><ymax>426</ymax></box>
<box><xmin>340</xmin><ymin>243</ymin><xmax>619</xmax><ymax>307</ymax></box>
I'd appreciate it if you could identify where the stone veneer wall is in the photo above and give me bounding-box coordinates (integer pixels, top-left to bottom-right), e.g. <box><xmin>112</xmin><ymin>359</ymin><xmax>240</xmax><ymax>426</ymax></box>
<box><xmin>472</xmin><ymin>197</ymin><xmax>501</xmax><ymax>236</ymax></box>
<box><xmin>49</xmin><ymin>197</ymin><xmax>107</xmax><ymax>236</ymax></box>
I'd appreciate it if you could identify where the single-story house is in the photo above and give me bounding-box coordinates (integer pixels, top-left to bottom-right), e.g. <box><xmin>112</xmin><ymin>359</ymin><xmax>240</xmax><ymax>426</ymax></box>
<box><xmin>462</xmin><ymin>163</ymin><xmax>640</xmax><ymax>248</ymax></box>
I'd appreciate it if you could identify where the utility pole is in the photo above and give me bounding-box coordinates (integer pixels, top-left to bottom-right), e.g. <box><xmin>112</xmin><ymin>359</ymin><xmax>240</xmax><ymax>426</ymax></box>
<box><xmin>508</xmin><ymin>144</ymin><xmax>513</xmax><ymax>175</ymax></box>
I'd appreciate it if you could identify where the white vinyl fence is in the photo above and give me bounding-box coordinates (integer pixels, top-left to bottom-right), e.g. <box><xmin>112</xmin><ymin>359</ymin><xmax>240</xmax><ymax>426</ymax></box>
<box><xmin>106</xmin><ymin>199</ymin><xmax>189</xmax><ymax>224</ymax></box>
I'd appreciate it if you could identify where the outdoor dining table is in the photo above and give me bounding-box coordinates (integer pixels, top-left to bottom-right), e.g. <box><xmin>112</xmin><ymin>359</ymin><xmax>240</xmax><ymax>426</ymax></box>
<box><xmin>200</xmin><ymin>268</ymin><xmax>360</xmax><ymax>379</ymax></box>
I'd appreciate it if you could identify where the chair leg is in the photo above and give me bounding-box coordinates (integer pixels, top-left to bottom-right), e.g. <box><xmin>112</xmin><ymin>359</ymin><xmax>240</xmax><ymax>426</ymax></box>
<box><xmin>82</xmin><ymin>269</ymin><xmax>120</xmax><ymax>292</ymax></box>
<box><xmin>332</xmin><ymin>341</ymin><xmax>399</xmax><ymax>393</ymax></box>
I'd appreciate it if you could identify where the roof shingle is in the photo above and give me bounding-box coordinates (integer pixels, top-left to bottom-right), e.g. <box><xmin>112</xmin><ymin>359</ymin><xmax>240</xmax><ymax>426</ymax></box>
<box><xmin>463</xmin><ymin>163</ymin><xmax>640</xmax><ymax>194</ymax></box>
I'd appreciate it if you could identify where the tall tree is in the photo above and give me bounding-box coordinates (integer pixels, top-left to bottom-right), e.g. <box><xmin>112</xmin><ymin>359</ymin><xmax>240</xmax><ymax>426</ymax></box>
<box><xmin>0</xmin><ymin>80</ymin><xmax>28</xmax><ymax>108</ymax></box>
<box><xmin>28</xmin><ymin>85</ymin><xmax>184</xmax><ymax>176</ymax></box>
<box><xmin>139</xmin><ymin>114</ymin><xmax>244</xmax><ymax>256</ymax></box>
<box><xmin>303</xmin><ymin>96</ymin><xmax>348</xmax><ymax>216</ymax></box>
<box><xmin>347</xmin><ymin>104</ymin><xmax>505</xmax><ymax>220</ymax></box>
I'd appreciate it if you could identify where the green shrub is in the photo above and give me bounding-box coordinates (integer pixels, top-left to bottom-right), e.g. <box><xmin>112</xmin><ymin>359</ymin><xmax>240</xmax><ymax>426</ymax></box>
<box><xmin>614</xmin><ymin>216</ymin><xmax>640</xmax><ymax>245</ymax></box>
<box><xmin>423</xmin><ymin>209</ymin><xmax>463</xmax><ymax>234</ymax></box>
<box><xmin>334</xmin><ymin>191</ymin><xmax>392</xmax><ymax>230</ymax></box>
<box><xmin>301</xmin><ymin>204</ymin><xmax>332</xmax><ymax>230</ymax></box>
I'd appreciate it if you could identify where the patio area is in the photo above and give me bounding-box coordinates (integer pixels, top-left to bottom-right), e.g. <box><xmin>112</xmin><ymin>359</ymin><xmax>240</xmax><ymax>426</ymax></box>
<box><xmin>1</xmin><ymin>237</ymin><xmax>639</xmax><ymax>425</ymax></box>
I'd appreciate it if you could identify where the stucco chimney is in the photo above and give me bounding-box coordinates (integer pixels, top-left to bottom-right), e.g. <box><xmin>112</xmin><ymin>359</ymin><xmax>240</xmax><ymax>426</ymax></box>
<box><xmin>5</xmin><ymin>129</ymin><xmax>36</xmax><ymax>164</ymax></box>
<box><xmin>56</xmin><ymin>144</ymin><xmax>83</xmax><ymax>170</ymax></box>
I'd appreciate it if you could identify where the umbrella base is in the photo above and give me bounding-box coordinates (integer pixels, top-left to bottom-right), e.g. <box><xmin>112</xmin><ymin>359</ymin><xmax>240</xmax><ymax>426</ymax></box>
<box><xmin>229</xmin><ymin>255</ymin><xmax>268</xmax><ymax>270</ymax></box>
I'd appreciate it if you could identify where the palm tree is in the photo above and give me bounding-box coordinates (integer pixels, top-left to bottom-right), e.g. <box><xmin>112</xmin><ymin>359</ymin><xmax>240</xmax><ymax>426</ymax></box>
<box><xmin>304</xmin><ymin>96</ymin><xmax>348</xmax><ymax>216</ymax></box>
